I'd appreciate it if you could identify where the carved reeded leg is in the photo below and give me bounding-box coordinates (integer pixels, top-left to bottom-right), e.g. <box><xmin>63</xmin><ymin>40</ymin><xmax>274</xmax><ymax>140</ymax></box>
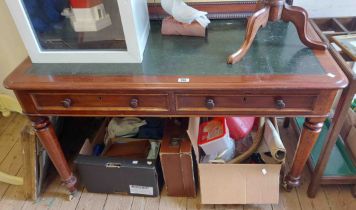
<box><xmin>281</xmin><ymin>4</ymin><xmax>327</xmax><ymax>50</ymax></box>
<box><xmin>30</xmin><ymin>117</ymin><xmax>77</xmax><ymax>196</ymax></box>
<box><xmin>227</xmin><ymin>6</ymin><xmax>270</xmax><ymax>64</ymax></box>
<box><xmin>283</xmin><ymin>117</ymin><xmax>325</xmax><ymax>191</ymax></box>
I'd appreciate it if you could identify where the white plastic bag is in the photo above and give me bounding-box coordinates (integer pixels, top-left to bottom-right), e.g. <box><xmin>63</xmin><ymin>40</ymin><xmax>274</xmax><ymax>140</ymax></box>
<box><xmin>161</xmin><ymin>0</ymin><xmax>210</xmax><ymax>27</ymax></box>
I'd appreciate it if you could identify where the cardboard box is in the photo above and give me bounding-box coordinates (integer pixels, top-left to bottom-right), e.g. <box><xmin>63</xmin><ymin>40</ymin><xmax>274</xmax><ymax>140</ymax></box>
<box><xmin>74</xmin><ymin>119</ymin><xmax>163</xmax><ymax>196</ymax></box>
<box><xmin>345</xmin><ymin>126</ymin><xmax>356</xmax><ymax>163</ymax></box>
<box><xmin>340</xmin><ymin>108</ymin><xmax>356</xmax><ymax>140</ymax></box>
<box><xmin>187</xmin><ymin>117</ymin><xmax>281</xmax><ymax>204</ymax></box>
<box><xmin>160</xmin><ymin>119</ymin><xmax>197</xmax><ymax>197</ymax></box>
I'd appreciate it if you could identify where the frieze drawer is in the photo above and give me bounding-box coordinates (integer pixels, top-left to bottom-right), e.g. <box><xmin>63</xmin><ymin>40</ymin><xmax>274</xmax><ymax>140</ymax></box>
<box><xmin>30</xmin><ymin>93</ymin><xmax>170</xmax><ymax>112</ymax></box>
<box><xmin>175</xmin><ymin>94</ymin><xmax>317</xmax><ymax>113</ymax></box>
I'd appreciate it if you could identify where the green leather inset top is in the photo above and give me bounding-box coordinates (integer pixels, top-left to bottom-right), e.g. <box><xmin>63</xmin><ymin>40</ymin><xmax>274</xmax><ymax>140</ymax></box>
<box><xmin>28</xmin><ymin>19</ymin><xmax>325</xmax><ymax>76</ymax></box>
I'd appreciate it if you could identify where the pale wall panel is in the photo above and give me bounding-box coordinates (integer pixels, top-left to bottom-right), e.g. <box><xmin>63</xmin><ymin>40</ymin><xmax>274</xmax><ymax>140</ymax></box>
<box><xmin>294</xmin><ymin>0</ymin><xmax>356</xmax><ymax>18</ymax></box>
<box><xmin>0</xmin><ymin>1</ymin><xmax>27</xmax><ymax>96</ymax></box>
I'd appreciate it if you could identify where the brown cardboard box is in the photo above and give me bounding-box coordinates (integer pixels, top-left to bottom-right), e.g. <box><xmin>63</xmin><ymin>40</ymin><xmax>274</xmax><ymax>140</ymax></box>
<box><xmin>160</xmin><ymin>119</ymin><xmax>197</xmax><ymax>197</ymax></box>
<box><xmin>340</xmin><ymin>108</ymin><xmax>356</xmax><ymax>140</ymax></box>
<box><xmin>345</xmin><ymin>126</ymin><xmax>356</xmax><ymax>163</ymax></box>
<box><xmin>340</xmin><ymin>108</ymin><xmax>356</xmax><ymax>164</ymax></box>
<box><xmin>187</xmin><ymin>117</ymin><xmax>281</xmax><ymax>204</ymax></box>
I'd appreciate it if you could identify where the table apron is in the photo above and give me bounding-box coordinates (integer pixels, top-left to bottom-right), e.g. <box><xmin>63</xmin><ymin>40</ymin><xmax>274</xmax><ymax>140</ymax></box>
<box><xmin>14</xmin><ymin>89</ymin><xmax>338</xmax><ymax>117</ymax></box>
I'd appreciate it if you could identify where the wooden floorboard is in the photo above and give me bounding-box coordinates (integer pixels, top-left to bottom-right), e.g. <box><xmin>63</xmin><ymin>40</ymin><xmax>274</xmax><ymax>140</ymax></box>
<box><xmin>338</xmin><ymin>185</ymin><xmax>356</xmax><ymax>210</ymax></box>
<box><xmin>277</xmin><ymin>124</ymin><xmax>302</xmax><ymax>210</ymax></box>
<box><xmin>0</xmin><ymin>141</ymin><xmax>23</xmax><ymax>200</ymax></box>
<box><xmin>0</xmin><ymin>114</ymin><xmax>27</xmax><ymax>200</ymax></box>
<box><xmin>48</xmin><ymin>183</ymin><xmax>84</xmax><ymax>210</ymax></box>
<box><xmin>131</xmin><ymin>196</ymin><xmax>146</xmax><ymax>210</ymax></box>
<box><xmin>0</xmin><ymin>114</ymin><xmax>27</xmax><ymax>164</ymax></box>
<box><xmin>186</xmin><ymin>192</ymin><xmax>215</xmax><ymax>210</ymax></box>
<box><xmin>103</xmin><ymin>194</ymin><xmax>134</xmax><ymax>210</ymax></box>
<box><xmin>0</xmin><ymin>114</ymin><xmax>354</xmax><ymax>210</ymax></box>
<box><xmin>75</xmin><ymin>189</ymin><xmax>107</xmax><ymax>210</ymax></box>
<box><xmin>215</xmin><ymin>204</ymin><xmax>243</xmax><ymax>210</ymax></box>
<box><xmin>158</xmin><ymin>189</ymin><xmax>187</xmax><ymax>210</ymax></box>
<box><xmin>144</xmin><ymin>196</ymin><xmax>160</xmax><ymax>210</ymax></box>
<box><xmin>0</xmin><ymin>168</ymin><xmax>25</xmax><ymax>210</ymax></box>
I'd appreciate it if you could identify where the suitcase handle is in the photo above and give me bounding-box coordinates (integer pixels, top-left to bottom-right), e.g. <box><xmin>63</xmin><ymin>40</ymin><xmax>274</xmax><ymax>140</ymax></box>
<box><xmin>106</xmin><ymin>162</ymin><xmax>121</xmax><ymax>168</ymax></box>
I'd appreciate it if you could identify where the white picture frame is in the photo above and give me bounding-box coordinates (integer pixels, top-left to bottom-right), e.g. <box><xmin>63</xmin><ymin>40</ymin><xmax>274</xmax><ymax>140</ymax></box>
<box><xmin>5</xmin><ymin>0</ymin><xmax>150</xmax><ymax>63</ymax></box>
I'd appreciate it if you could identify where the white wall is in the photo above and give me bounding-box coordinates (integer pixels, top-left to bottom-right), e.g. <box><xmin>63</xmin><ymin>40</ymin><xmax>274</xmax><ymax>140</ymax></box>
<box><xmin>294</xmin><ymin>0</ymin><xmax>356</xmax><ymax>18</ymax></box>
<box><xmin>0</xmin><ymin>1</ymin><xmax>27</xmax><ymax>96</ymax></box>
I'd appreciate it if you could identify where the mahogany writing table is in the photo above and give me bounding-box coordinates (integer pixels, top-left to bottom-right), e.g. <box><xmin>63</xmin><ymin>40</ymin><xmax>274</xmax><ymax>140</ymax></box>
<box><xmin>4</xmin><ymin>20</ymin><xmax>348</xmax><ymax>196</ymax></box>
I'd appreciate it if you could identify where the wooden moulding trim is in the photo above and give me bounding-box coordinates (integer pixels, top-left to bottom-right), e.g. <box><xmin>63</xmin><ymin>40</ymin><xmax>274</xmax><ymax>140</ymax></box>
<box><xmin>320</xmin><ymin>176</ymin><xmax>356</xmax><ymax>184</ymax></box>
<box><xmin>20</xmin><ymin>111</ymin><xmax>330</xmax><ymax>118</ymax></box>
<box><xmin>148</xmin><ymin>1</ymin><xmax>257</xmax><ymax>19</ymax></box>
<box><xmin>3</xmin><ymin>58</ymin><xmax>348</xmax><ymax>91</ymax></box>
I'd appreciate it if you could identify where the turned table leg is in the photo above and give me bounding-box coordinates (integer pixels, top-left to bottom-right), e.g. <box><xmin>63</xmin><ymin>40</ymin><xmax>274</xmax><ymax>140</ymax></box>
<box><xmin>30</xmin><ymin>117</ymin><xmax>77</xmax><ymax>195</ymax></box>
<box><xmin>284</xmin><ymin>117</ymin><xmax>325</xmax><ymax>191</ymax></box>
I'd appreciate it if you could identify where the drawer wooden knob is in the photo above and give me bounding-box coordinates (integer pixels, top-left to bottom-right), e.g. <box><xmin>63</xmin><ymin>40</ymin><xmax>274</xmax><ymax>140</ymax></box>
<box><xmin>275</xmin><ymin>99</ymin><xmax>286</xmax><ymax>109</ymax></box>
<box><xmin>130</xmin><ymin>98</ymin><xmax>139</xmax><ymax>108</ymax></box>
<box><xmin>61</xmin><ymin>98</ymin><xmax>72</xmax><ymax>108</ymax></box>
<box><xmin>206</xmin><ymin>98</ymin><xmax>215</xmax><ymax>109</ymax></box>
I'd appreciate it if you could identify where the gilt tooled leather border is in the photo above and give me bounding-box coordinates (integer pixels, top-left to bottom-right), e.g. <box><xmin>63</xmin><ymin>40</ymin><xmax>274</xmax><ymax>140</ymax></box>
<box><xmin>148</xmin><ymin>1</ymin><xmax>257</xmax><ymax>20</ymax></box>
<box><xmin>148</xmin><ymin>0</ymin><xmax>294</xmax><ymax>20</ymax></box>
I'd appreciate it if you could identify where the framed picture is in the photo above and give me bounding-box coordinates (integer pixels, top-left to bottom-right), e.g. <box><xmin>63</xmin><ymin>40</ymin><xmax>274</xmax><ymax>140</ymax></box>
<box><xmin>5</xmin><ymin>0</ymin><xmax>150</xmax><ymax>63</ymax></box>
<box><xmin>332</xmin><ymin>34</ymin><xmax>356</xmax><ymax>61</ymax></box>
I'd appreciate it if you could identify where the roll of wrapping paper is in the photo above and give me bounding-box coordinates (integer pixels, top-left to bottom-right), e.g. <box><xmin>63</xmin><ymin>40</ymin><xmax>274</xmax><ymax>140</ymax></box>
<box><xmin>263</xmin><ymin>119</ymin><xmax>286</xmax><ymax>162</ymax></box>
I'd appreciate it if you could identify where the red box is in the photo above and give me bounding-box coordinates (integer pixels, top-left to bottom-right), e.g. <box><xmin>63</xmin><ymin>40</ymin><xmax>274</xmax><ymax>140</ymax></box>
<box><xmin>198</xmin><ymin>117</ymin><xmax>227</xmax><ymax>145</ymax></box>
<box><xmin>70</xmin><ymin>0</ymin><xmax>103</xmax><ymax>8</ymax></box>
